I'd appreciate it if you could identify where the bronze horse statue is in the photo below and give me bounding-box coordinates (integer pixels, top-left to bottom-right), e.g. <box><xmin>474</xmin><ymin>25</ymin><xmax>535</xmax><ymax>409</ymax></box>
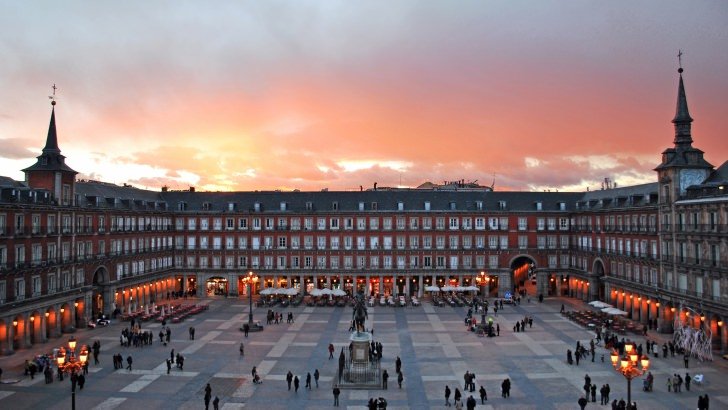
<box><xmin>352</xmin><ymin>292</ymin><xmax>368</xmax><ymax>335</ymax></box>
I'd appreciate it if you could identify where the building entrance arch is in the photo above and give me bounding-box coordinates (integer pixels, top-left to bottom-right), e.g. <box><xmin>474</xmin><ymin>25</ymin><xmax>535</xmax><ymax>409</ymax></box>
<box><xmin>92</xmin><ymin>267</ymin><xmax>110</xmax><ymax>319</ymax></box>
<box><xmin>207</xmin><ymin>276</ymin><xmax>228</xmax><ymax>296</ymax></box>
<box><xmin>509</xmin><ymin>255</ymin><xmax>536</xmax><ymax>297</ymax></box>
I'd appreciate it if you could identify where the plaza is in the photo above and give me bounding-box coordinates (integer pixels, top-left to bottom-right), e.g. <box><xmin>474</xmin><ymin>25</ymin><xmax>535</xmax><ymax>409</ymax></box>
<box><xmin>0</xmin><ymin>295</ymin><xmax>726</xmax><ymax>409</ymax></box>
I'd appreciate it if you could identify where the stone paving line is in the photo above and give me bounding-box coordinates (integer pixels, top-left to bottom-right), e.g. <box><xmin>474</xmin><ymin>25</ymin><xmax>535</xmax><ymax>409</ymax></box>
<box><xmin>1</xmin><ymin>296</ymin><xmax>728</xmax><ymax>409</ymax></box>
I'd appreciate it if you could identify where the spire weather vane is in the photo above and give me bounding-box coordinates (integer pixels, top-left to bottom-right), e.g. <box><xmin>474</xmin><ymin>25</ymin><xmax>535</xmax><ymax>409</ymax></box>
<box><xmin>49</xmin><ymin>83</ymin><xmax>58</xmax><ymax>105</ymax></box>
<box><xmin>677</xmin><ymin>50</ymin><xmax>683</xmax><ymax>70</ymax></box>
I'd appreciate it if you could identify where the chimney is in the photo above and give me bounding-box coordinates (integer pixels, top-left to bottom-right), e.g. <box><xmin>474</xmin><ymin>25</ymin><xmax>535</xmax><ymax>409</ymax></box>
<box><xmin>189</xmin><ymin>186</ymin><xmax>195</xmax><ymax>192</ymax></box>
<box><xmin>161</xmin><ymin>185</ymin><xmax>168</xmax><ymax>192</ymax></box>
<box><xmin>373</xmin><ymin>182</ymin><xmax>377</xmax><ymax>191</ymax></box>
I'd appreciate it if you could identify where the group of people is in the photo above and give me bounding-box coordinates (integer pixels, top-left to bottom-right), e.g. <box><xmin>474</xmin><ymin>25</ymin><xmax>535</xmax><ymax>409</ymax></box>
<box><xmin>119</xmin><ymin>325</ymin><xmax>154</xmax><ymax>347</ymax></box>
<box><xmin>266</xmin><ymin>309</ymin><xmax>293</xmax><ymax>325</ymax></box>
<box><xmin>284</xmin><ymin>368</ymin><xmax>321</xmax><ymax>392</ymax></box>
<box><xmin>444</xmin><ymin>377</ymin><xmax>505</xmax><ymax>409</ymax></box>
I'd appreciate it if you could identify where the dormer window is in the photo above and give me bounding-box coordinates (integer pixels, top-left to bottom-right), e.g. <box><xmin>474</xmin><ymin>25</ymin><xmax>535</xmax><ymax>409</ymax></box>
<box><xmin>254</xmin><ymin>202</ymin><xmax>261</xmax><ymax>212</ymax></box>
<box><xmin>449</xmin><ymin>201</ymin><xmax>456</xmax><ymax>210</ymax></box>
<box><xmin>178</xmin><ymin>202</ymin><xmax>188</xmax><ymax>211</ymax></box>
<box><xmin>332</xmin><ymin>202</ymin><xmax>339</xmax><ymax>211</ymax></box>
<box><xmin>397</xmin><ymin>201</ymin><xmax>404</xmax><ymax>211</ymax></box>
<box><xmin>498</xmin><ymin>201</ymin><xmax>507</xmax><ymax>210</ymax></box>
<box><xmin>280</xmin><ymin>201</ymin><xmax>288</xmax><ymax>211</ymax></box>
<box><xmin>371</xmin><ymin>202</ymin><xmax>378</xmax><ymax>211</ymax></box>
<box><xmin>559</xmin><ymin>202</ymin><xmax>566</xmax><ymax>211</ymax></box>
<box><xmin>424</xmin><ymin>201</ymin><xmax>431</xmax><ymax>211</ymax></box>
<box><xmin>41</xmin><ymin>158</ymin><xmax>48</xmax><ymax>166</ymax></box>
<box><xmin>535</xmin><ymin>201</ymin><xmax>542</xmax><ymax>211</ymax></box>
<box><xmin>476</xmin><ymin>201</ymin><xmax>483</xmax><ymax>211</ymax></box>
<box><xmin>359</xmin><ymin>202</ymin><xmax>365</xmax><ymax>211</ymax></box>
<box><xmin>306</xmin><ymin>202</ymin><xmax>313</xmax><ymax>211</ymax></box>
<box><xmin>228</xmin><ymin>202</ymin><xmax>236</xmax><ymax>211</ymax></box>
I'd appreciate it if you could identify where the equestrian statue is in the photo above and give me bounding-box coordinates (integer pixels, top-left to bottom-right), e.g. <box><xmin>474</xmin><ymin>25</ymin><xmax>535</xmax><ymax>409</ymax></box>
<box><xmin>352</xmin><ymin>291</ymin><xmax>368</xmax><ymax>335</ymax></box>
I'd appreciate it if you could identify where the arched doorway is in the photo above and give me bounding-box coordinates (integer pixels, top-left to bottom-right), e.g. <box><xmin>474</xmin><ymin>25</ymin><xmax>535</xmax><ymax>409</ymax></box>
<box><xmin>510</xmin><ymin>255</ymin><xmax>536</xmax><ymax>297</ymax></box>
<box><xmin>45</xmin><ymin>308</ymin><xmax>57</xmax><ymax>339</ymax></box>
<box><xmin>29</xmin><ymin>311</ymin><xmax>41</xmax><ymax>345</ymax></box>
<box><xmin>59</xmin><ymin>303</ymin><xmax>72</xmax><ymax>332</ymax></box>
<box><xmin>206</xmin><ymin>276</ymin><xmax>228</xmax><ymax>296</ymax></box>
<box><xmin>12</xmin><ymin>315</ymin><xmax>26</xmax><ymax>350</ymax></box>
<box><xmin>92</xmin><ymin>267</ymin><xmax>109</xmax><ymax>319</ymax></box>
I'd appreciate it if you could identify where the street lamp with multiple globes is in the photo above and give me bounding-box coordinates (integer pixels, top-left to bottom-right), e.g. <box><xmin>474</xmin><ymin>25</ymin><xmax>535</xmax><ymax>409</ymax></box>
<box><xmin>610</xmin><ymin>341</ymin><xmax>649</xmax><ymax>407</ymax></box>
<box><xmin>56</xmin><ymin>337</ymin><xmax>89</xmax><ymax>410</ymax></box>
<box><xmin>241</xmin><ymin>271</ymin><xmax>264</xmax><ymax>332</ymax></box>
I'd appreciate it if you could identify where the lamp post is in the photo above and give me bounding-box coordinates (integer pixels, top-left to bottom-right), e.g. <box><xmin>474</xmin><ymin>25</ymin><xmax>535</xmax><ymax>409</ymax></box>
<box><xmin>610</xmin><ymin>341</ymin><xmax>649</xmax><ymax>407</ymax></box>
<box><xmin>56</xmin><ymin>337</ymin><xmax>89</xmax><ymax>410</ymax></box>
<box><xmin>242</xmin><ymin>271</ymin><xmax>263</xmax><ymax>332</ymax></box>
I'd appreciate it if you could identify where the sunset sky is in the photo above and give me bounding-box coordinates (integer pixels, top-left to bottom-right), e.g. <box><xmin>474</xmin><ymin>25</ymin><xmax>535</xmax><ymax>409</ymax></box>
<box><xmin>1</xmin><ymin>1</ymin><xmax>727</xmax><ymax>193</ymax></box>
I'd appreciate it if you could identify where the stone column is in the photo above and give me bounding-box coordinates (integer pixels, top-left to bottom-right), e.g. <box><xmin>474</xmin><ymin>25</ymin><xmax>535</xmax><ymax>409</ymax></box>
<box><xmin>23</xmin><ymin>312</ymin><xmax>32</xmax><ymax>348</ymax></box>
<box><xmin>40</xmin><ymin>312</ymin><xmax>48</xmax><ymax>343</ymax></box>
<box><xmin>228</xmin><ymin>273</ymin><xmax>239</xmax><ymax>296</ymax></box>
<box><xmin>2</xmin><ymin>318</ymin><xmax>15</xmax><ymax>355</ymax></box>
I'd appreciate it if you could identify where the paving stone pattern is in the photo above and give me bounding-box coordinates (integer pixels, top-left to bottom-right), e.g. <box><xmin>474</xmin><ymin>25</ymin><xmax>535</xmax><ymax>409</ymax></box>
<box><xmin>1</xmin><ymin>296</ymin><xmax>727</xmax><ymax>409</ymax></box>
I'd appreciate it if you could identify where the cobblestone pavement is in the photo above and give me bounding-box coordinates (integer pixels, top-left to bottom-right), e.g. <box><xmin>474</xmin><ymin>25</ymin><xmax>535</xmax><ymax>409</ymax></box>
<box><xmin>1</xmin><ymin>296</ymin><xmax>726</xmax><ymax>409</ymax></box>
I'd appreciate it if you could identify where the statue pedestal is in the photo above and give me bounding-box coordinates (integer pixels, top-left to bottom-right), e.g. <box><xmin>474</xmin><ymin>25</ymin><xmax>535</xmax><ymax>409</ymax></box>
<box><xmin>350</xmin><ymin>331</ymin><xmax>372</xmax><ymax>364</ymax></box>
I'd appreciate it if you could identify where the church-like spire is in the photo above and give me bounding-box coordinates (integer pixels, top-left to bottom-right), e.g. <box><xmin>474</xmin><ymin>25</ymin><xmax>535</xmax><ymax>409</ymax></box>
<box><xmin>42</xmin><ymin>104</ymin><xmax>61</xmax><ymax>154</ymax></box>
<box><xmin>672</xmin><ymin>52</ymin><xmax>693</xmax><ymax>146</ymax></box>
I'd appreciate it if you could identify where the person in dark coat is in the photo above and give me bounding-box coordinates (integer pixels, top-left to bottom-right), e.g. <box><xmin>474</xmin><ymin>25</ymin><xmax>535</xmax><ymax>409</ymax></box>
<box><xmin>445</xmin><ymin>385</ymin><xmax>452</xmax><ymax>407</ymax></box>
<box><xmin>578</xmin><ymin>396</ymin><xmax>588</xmax><ymax>410</ymax></box>
<box><xmin>466</xmin><ymin>395</ymin><xmax>477</xmax><ymax>410</ymax></box>
<box><xmin>286</xmin><ymin>371</ymin><xmax>293</xmax><ymax>390</ymax></box>
<box><xmin>397</xmin><ymin>371</ymin><xmax>403</xmax><ymax>388</ymax></box>
<box><xmin>333</xmin><ymin>386</ymin><xmax>340</xmax><ymax>406</ymax></box>
<box><xmin>382</xmin><ymin>369</ymin><xmax>389</xmax><ymax>389</ymax></box>
<box><xmin>294</xmin><ymin>375</ymin><xmax>300</xmax><ymax>393</ymax></box>
<box><xmin>479</xmin><ymin>385</ymin><xmax>487</xmax><ymax>403</ymax></box>
<box><xmin>454</xmin><ymin>387</ymin><xmax>462</xmax><ymax>406</ymax></box>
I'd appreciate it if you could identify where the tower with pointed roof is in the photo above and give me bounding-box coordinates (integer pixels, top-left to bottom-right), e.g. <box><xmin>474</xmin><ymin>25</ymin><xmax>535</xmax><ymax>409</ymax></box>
<box><xmin>22</xmin><ymin>98</ymin><xmax>78</xmax><ymax>205</ymax></box>
<box><xmin>655</xmin><ymin>65</ymin><xmax>713</xmax><ymax>203</ymax></box>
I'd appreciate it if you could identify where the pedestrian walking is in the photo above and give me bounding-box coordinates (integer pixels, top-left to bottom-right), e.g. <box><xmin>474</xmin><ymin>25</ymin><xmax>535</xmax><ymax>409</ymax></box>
<box><xmin>204</xmin><ymin>383</ymin><xmax>212</xmax><ymax>410</ymax></box>
<box><xmin>454</xmin><ymin>387</ymin><xmax>462</xmax><ymax>407</ymax></box>
<box><xmin>333</xmin><ymin>386</ymin><xmax>340</xmax><ymax>406</ymax></box>
<box><xmin>212</xmin><ymin>396</ymin><xmax>219</xmax><ymax>410</ymax></box>
<box><xmin>294</xmin><ymin>375</ymin><xmax>300</xmax><ymax>393</ymax></box>
<box><xmin>395</xmin><ymin>356</ymin><xmax>401</xmax><ymax>373</ymax></box>
<box><xmin>479</xmin><ymin>385</ymin><xmax>487</xmax><ymax>403</ymax></box>
<box><xmin>382</xmin><ymin>369</ymin><xmax>389</xmax><ymax>389</ymax></box>
<box><xmin>314</xmin><ymin>369</ymin><xmax>320</xmax><ymax>388</ymax></box>
<box><xmin>684</xmin><ymin>353</ymin><xmax>689</xmax><ymax>368</ymax></box>
<box><xmin>239</xmin><ymin>342</ymin><xmax>244</xmax><ymax>357</ymax></box>
<box><xmin>329</xmin><ymin>343</ymin><xmax>335</xmax><ymax>359</ymax></box>
<box><xmin>286</xmin><ymin>371</ymin><xmax>293</xmax><ymax>390</ymax></box>
<box><xmin>243</xmin><ymin>323</ymin><xmax>249</xmax><ymax>337</ymax></box>
<box><xmin>77</xmin><ymin>374</ymin><xmax>85</xmax><ymax>390</ymax></box>
<box><xmin>306</xmin><ymin>372</ymin><xmax>312</xmax><ymax>390</ymax></box>
<box><xmin>445</xmin><ymin>385</ymin><xmax>452</xmax><ymax>406</ymax></box>
<box><xmin>397</xmin><ymin>370</ymin><xmax>403</xmax><ymax>388</ymax></box>
<box><xmin>189</xmin><ymin>326</ymin><xmax>195</xmax><ymax>340</ymax></box>
<box><xmin>685</xmin><ymin>373</ymin><xmax>691</xmax><ymax>391</ymax></box>
<box><xmin>126</xmin><ymin>355</ymin><xmax>133</xmax><ymax>371</ymax></box>
<box><xmin>166</xmin><ymin>359</ymin><xmax>171</xmax><ymax>374</ymax></box>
